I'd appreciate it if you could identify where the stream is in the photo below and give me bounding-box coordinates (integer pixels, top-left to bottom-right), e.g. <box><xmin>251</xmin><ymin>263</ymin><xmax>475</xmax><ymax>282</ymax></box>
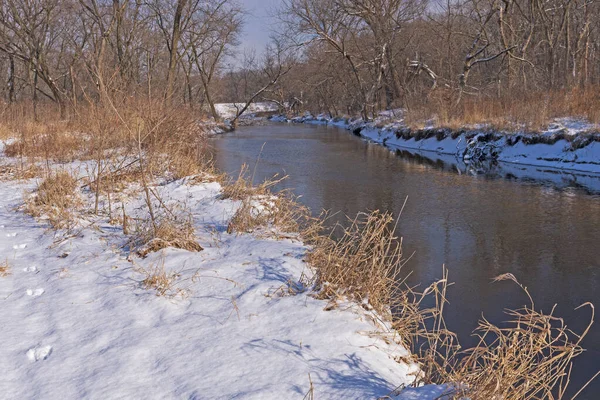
<box><xmin>212</xmin><ymin>123</ymin><xmax>600</xmax><ymax>398</ymax></box>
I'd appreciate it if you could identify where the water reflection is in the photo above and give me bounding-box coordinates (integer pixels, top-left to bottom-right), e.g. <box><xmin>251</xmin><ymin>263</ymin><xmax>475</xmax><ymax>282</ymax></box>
<box><xmin>212</xmin><ymin>123</ymin><xmax>600</xmax><ymax>397</ymax></box>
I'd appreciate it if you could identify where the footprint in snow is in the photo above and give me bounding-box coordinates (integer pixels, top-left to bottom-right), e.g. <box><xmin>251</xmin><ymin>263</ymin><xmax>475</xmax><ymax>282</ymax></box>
<box><xmin>6</xmin><ymin>233</ymin><xmax>17</xmax><ymax>237</ymax></box>
<box><xmin>13</xmin><ymin>244</ymin><xmax>27</xmax><ymax>249</ymax></box>
<box><xmin>26</xmin><ymin>346</ymin><xmax>52</xmax><ymax>362</ymax></box>
<box><xmin>26</xmin><ymin>289</ymin><xmax>44</xmax><ymax>297</ymax></box>
<box><xmin>23</xmin><ymin>266</ymin><xmax>37</xmax><ymax>273</ymax></box>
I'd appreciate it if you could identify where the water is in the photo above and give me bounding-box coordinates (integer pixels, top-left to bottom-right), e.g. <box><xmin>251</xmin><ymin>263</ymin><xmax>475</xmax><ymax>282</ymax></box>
<box><xmin>212</xmin><ymin>123</ymin><xmax>600</xmax><ymax>397</ymax></box>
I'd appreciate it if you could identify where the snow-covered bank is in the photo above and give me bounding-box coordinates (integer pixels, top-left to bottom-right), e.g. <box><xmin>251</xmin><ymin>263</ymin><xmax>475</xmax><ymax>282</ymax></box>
<box><xmin>274</xmin><ymin>114</ymin><xmax>600</xmax><ymax>176</ymax></box>
<box><xmin>215</xmin><ymin>102</ymin><xmax>279</xmax><ymax>120</ymax></box>
<box><xmin>0</xmin><ymin>163</ymin><xmax>442</xmax><ymax>398</ymax></box>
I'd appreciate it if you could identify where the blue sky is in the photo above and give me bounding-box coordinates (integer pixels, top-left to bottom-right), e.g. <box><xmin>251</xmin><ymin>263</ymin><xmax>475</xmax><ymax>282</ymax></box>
<box><xmin>238</xmin><ymin>0</ymin><xmax>280</xmax><ymax>54</ymax></box>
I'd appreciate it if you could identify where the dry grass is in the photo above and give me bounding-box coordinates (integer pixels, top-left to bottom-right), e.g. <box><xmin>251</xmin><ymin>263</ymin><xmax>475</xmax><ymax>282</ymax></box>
<box><xmin>223</xmin><ymin>163</ymin><xmax>308</xmax><ymax>237</ymax></box>
<box><xmin>0</xmin><ymin>162</ymin><xmax>43</xmax><ymax>180</ymax></box>
<box><xmin>25</xmin><ymin>171</ymin><xmax>81</xmax><ymax>229</ymax></box>
<box><xmin>0</xmin><ymin>259</ymin><xmax>11</xmax><ymax>277</ymax></box>
<box><xmin>303</xmin><ymin>210</ymin><xmax>595</xmax><ymax>399</ymax></box>
<box><xmin>3</xmin><ymin>122</ymin><xmax>85</xmax><ymax>162</ymax></box>
<box><xmin>221</xmin><ymin>164</ymin><xmax>286</xmax><ymax>200</ymax></box>
<box><xmin>406</xmin><ymin>87</ymin><xmax>600</xmax><ymax>131</ymax></box>
<box><xmin>34</xmin><ymin>171</ymin><xmax>78</xmax><ymax>207</ymax></box>
<box><xmin>382</xmin><ymin>268</ymin><xmax>596</xmax><ymax>400</ymax></box>
<box><xmin>0</xmin><ymin>123</ymin><xmax>12</xmax><ymax>140</ymax></box>
<box><xmin>227</xmin><ymin>192</ymin><xmax>308</xmax><ymax>237</ymax></box>
<box><xmin>135</xmin><ymin>254</ymin><xmax>188</xmax><ymax>298</ymax></box>
<box><xmin>133</xmin><ymin>212</ymin><xmax>203</xmax><ymax>257</ymax></box>
<box><xmin>307</xmin><ymin>210</ymin><xmax>403</xmax><ymax>317</ymax></box>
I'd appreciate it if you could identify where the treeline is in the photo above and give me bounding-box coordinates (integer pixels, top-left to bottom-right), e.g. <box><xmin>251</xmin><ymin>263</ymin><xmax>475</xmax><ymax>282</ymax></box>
<box><xmin>0</xmin><ymin>0</ymin><xmax>275</xmax><ymax>121</ymax></box>
<box><xmin>1</xmin><ymin>0</ymin><xmax>599</xmax><ymax>123</ymax></box>
<box><xmin>273</xmin><ymin>0</ymin><xmax>600</xmax><ymax>120</ymax></box>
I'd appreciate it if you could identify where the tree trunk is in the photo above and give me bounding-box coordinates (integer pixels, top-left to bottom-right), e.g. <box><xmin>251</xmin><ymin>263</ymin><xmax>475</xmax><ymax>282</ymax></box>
<box><xmin>165</xmin><ymin>0</ymin><xmax>186</xmax><ymax>104</ymax></box>
<box><xmin>200</xmin><ymin>73</ymin><xmax>219</xmax><ymax>120</ymax></box>
<box><xmin>8</xmin><ymin>54</ymin><xmax>15</xmax><ymax>104</ymax></box>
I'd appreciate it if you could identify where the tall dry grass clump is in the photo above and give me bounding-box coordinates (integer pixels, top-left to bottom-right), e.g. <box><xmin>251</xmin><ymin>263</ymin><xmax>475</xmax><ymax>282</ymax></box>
<box><xmin>222</xmin><ymin>164</ymin><xmax>308</xmax><ymax>236</ymax></box>
<box><xmin>227</xmin><ymin>193</ymin><xmax>307</xmax><ymax>236</ymax></box>
<box><xmin>3</xmin><ymin>120</ymin><xmax>85</xmax><ymax>162</ymax></box>
<box><xmin>133</xmin><ymin>210</ymin><xmax>203</xmax><ymax>257</ymax></box>
<box><xmin>26</xmin><ymin>171</ymin><xmax>81</xmax><ymax>229</ymax></box>
<box><xmin>307</xmin><ymin>210</ymin><xmax>403</xmax><ymax>316</ymax></box>
<box><xmin>392</xmin><ymin>271</ymin><xmax>596</xmax><ymax>400</ymax></box>
<box><xmin>302</xmin><ymin>209</ymin><xmax>595</xmax><ymax>398</ymax></box>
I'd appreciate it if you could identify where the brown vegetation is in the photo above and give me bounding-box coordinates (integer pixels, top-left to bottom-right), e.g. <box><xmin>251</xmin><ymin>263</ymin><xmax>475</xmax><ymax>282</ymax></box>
<box><xmin>306</xmin><ymin>211</ymin><xmax>595</xmax><ymax>399</ymax></box>
<box><xmin>406</xmin><ymin>87</ymin><xmax>600</xmax><ymax>130</ymax></box>
<box><xmin>307</xmin><ymin>211</ymin><xmax>403</xmax><ymax>315</ymax></box>
<box><xmin>0</xmin><ymin>1</ymin><xmax>595</xmax><ymax>394</ymax></box>
<box><xmin>0</xmin><ymin>259</ymin><xmax>11</xmax><ymax>277</ymax></box>
<box><xmin>135</xmin><ymin>254</ymin><xmax>188</xmax><ymax>298</ymax></box>
<box><xmin>25</xmin><ymin>171</ymin><xmax>81</xmax><ymax>229</ymax></box>
<box><xmin>134</xmin><ymin>212</ymin><xmax>202</xmax><ymax>258</ymax></box>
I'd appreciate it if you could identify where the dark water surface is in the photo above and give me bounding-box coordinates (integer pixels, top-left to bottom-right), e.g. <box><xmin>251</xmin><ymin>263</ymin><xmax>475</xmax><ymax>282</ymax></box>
<box><xmin>212</xmin><ymin>123</ymin><xmax>600</xmax><ymax>397</ymax></box>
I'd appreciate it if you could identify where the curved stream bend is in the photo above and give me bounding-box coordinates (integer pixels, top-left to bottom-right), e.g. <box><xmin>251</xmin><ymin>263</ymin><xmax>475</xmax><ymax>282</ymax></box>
<box><xmin>212</xmin><ymin>123</ymin><xmax>600</xmax><ymax>398</ymax></box>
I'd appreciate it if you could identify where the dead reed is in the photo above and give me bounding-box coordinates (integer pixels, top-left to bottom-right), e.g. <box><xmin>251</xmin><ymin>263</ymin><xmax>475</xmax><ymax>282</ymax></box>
<box><xmin>227</xmin><ymin>192</ymin><xmax>308</xmax><ymax>237</ymax></box>
<box><xmin>0</xmin><ymin>259</ymin><xmax>11</xmax><ymax>277</ymax></box>
<box><xmin>307</xmin><ymin>210</ymin><xmax>404</xmax><ymax>317</ymax></box>
<box><xmin>133</xmin><ymin>212</ymin><xmax>203</xmax><ymax>257</ymax></box>
<box><xmin>220</xmin><ymin>164</ymin><xmax>286</xmax><ymax>200</ymax></box>
<box><xmin>135</xmin><ymin>254</ymin><xmax>188</xmax><ymax>298</ymax></box>
<box><xmin>25</xmin><ymin>171</ymin><xmax>81</xmax><ymax>229</ymax></box>
<box><xmin>304</xmin><ymin>210</ymin><xmax>595</xmax><ymax>399</ymax></box>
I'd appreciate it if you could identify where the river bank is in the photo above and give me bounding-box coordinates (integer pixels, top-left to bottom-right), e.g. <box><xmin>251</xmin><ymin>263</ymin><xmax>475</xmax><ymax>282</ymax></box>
<box><xmin>271</xmin><ymin>114</ymin><xmax>600</xmax><ymax>176</ymax></box>
<box><xmin>0</xmin><ymin>136</ymin><xmax>446</xmax><ymax>399</ymax></box>
<box><xmin>1</xmin><ymin>114</ymin><xmax>596</xmax><ymax>399</ymax></box>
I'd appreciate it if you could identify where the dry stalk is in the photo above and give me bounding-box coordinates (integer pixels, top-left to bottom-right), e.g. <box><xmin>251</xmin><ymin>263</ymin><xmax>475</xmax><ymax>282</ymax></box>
<box><xmin>25</xmin><ymin>171</ymin><xmax>81</xmax><ymax>230</ymax></box>
<box><xmin>307</xmin><ymin>210</ymin><xmax>403</xmax><ymax>318</ymax></box>
<box><xmin>227</xmin><ymin>192</ymin><xmax>309</xmax><ymax>237</ymax></box>
<box><xmin>221</xmin><ymin>164</ymin><xmax>287</xmax><ymax>200</ymax></box>
<box><xmin>0</xmin><ymin>259</ymin><xmax>11</xmax><ymax>277</ymax></box>
<box><xmin>133</xmin><ymin>210</ymin><xmax>203</xmax><ymax>257</ymax></box>
<box><xmin>135</xmin><ymin>254</ymin><xmax>188</xmax><ymax>298</ymax></box>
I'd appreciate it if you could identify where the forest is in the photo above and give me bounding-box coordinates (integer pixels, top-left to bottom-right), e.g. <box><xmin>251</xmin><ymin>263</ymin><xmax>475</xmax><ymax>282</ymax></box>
<box><xmin>1</xmin><ymin>0</ymin><xmax>599</xmax><ymax>128</ymax></box>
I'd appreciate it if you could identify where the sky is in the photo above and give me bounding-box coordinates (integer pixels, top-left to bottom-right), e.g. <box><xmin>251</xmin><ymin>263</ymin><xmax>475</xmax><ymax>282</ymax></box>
<box><xmin>238</xmin><ymin>0</ymin><xmax>280</xmax><ymax>55</ymax></box>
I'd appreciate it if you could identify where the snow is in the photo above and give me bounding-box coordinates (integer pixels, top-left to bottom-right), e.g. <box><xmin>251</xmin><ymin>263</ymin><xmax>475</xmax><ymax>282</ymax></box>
<box><xmin>0</xmin><ymin>160</ymin><xmax>433</xmax><ymax>398</ymax></box>
<box><xmin>214</xmin><ymin>102</ymin><xmax>279</xmax><ymax>120</ymax></box>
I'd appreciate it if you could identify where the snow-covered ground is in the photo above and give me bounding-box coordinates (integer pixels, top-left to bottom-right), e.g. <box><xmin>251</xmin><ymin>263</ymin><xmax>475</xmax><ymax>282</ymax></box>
<box><xmin>275</xmin><ymin>113</ymin><xmax>600</xmax><ymax>176</ymax></box>
<box><xmin>0</xmin><ymin>157</ymin><xmax>447</xmax><ymax>398</ymax></box>
<box><xmin>215</xmin><ymin>102</ymin><xmax>279</xmax><ymax>120</ymax></box>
